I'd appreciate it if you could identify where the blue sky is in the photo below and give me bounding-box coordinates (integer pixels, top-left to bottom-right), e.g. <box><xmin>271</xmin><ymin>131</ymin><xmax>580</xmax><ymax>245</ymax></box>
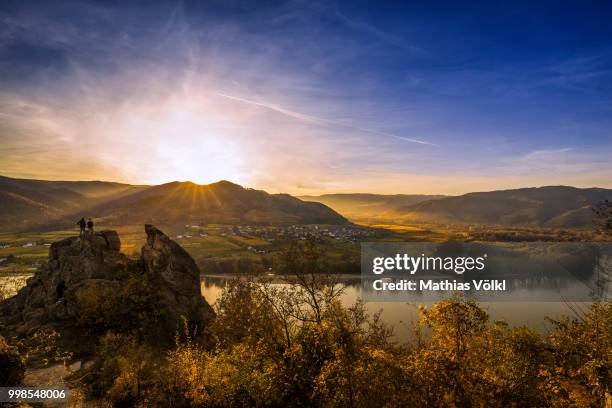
<box><xmin>0</xmin><ymin>0</ymin><xmax>611</xmax><ymax>194</ymax></box>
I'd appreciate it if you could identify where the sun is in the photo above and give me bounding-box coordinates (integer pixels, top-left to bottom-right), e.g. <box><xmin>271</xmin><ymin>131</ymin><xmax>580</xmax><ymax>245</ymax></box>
<box><xmin>140</xmin><ymin>103</ymin><xmax>248</xmax><ymax>186</ymax></box>
<box><xmin>155</xmin><ymin>137</ymin><xmax>245</xmax><ymax>185</ymax></box>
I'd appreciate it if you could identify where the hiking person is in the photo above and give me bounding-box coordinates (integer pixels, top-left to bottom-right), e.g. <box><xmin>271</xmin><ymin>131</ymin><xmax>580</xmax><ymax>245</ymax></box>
<box><xmin>77</xmin><ymin>217</ymin><xmax>86</xmax><ymax>236</ymax></box>
<box><xmin>87</xmin><ymin>218</ymin><xmax>94</xmax><ymax>235</ymax></box>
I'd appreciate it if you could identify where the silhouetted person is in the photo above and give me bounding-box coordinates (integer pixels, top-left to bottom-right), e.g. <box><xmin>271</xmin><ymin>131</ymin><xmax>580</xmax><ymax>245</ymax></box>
<box><xmin>87</xmin><ymin>218</ymin><xmax>94</xmax><ymax>235</ymax></box>
<box><xmin>77</xmin><ymin>217</ymin><xmax>86</xmax><ymax>237</ymax></box>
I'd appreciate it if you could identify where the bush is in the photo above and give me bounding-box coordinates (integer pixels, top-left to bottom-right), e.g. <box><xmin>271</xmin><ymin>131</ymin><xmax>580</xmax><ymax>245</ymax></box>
<box><xmin>0</xmin><ymin>335</ymin><xmax>25</xmax><ymax>386</ymax></box>
<box><xmin>76</xmin><ymin>240</ymin><xmax>612</xmax><ymax>407</ymax></box>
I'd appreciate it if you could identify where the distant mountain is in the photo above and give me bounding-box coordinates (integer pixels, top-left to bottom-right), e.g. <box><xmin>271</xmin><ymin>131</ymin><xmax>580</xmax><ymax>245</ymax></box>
<box><xmin>0</xmin><ymin>176</ymin><xmax>347</xmax><ymax>231</ymax></box>
<box><xmin>400</xmin><ymin>186</ymin><xmax>612</xmax><ymax>228</ymax></box>
<box><xmin>3</xmin><ymin>176</ymin><xmax>609</xmax><ymax>231</ymax></box>
<box><xmin>299</xmin><ymin>193</ymin><xmax>446</xmax><ymax>221</ymax></box>
<box><xmin>0</xmin><ymin>176</ymin><xmax>146</xmax><ymax>230</ymax></box>
<box><xmin>94</xmin><ymin>181</ymin><xmax>348</xmax><ymax>225</ymax></box>
<box><xmin>0</xmin><ymin>175</ymin><xmax>144</xmax><ymax>199</ymax></box>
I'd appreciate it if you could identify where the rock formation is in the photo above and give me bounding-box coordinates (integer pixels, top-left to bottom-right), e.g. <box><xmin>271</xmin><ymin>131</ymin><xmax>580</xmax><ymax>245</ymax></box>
<box><xmin>0</xmin><ymin>225</ymin><xmax>214</xmax><ymax>342</ymax></box>
<box><xmin>141</xmin><ymin>224</ymin><xmax>214</xmax><ymax>336</ymax></box>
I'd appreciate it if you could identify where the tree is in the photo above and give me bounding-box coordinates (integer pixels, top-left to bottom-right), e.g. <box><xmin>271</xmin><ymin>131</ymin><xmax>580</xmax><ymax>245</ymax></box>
<box><xmin>593</xmin><ymin>200</ymin><xmax>612</xmax><ymax>236</ymax></box>
<box><xmin>542</xmin><ymin>302</ymin><xmax>612</xmax><ymax>407</ymax></box>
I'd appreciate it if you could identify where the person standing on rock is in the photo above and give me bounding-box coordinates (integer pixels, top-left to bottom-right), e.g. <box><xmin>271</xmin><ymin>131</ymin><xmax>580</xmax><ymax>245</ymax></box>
<box><xmin>87</xmin><ymin>218</ymin><xmax>94</xmax><ymax>235</ymax></box>
<box><xmin>77</xmin><ymin>217</ymin><xmax>86</xmax><ymax>237</ymax></box>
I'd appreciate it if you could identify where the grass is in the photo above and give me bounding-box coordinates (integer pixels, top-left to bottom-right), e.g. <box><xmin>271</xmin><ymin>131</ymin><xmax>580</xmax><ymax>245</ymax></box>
<box><xmin>356</xmin><ymin>222</ymin><xmax>454</xmax><ymax>242</ymax></box>
<box><xmin>0</xmin><ymin>230</ymin><xmax>75</xmax><ymax>262</ymax></box>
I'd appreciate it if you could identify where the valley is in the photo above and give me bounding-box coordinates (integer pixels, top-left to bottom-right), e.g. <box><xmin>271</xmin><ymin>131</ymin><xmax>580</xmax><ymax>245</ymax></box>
<box><xmin>1</xmin><ymin>175</ymin><xmax>609</xmax><ymax>281</ymax></box>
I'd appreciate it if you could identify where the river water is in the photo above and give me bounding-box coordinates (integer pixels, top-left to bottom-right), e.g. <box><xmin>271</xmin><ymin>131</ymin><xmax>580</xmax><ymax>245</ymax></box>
<box><xmin>0</xmin><ymin>272</ymin><xmax>597</xmax><ymax>344</ymax></box>
<box><xmin>201</xmin><ymin>274</ymin><xmax>595</xmax><ymax>342</ymax></box>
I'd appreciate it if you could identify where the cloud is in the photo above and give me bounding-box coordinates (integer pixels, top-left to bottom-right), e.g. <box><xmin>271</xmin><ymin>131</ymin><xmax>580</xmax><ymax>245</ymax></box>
<box><xmin>493</xmin><ymin>147</ymin><xmax>612</xmax><ymax>186</ymax></box>
<box><xmin>214</xmin><ymin>92</ymin><xmax>435</xmax><ymax>146</ymax></box>
<box><xmin>0</xmin><ymin>1</ymin><xmax>611</xmax><ymax>194</ymax></box>
<box><xmin>330</xmin><ymin>6</ymin><xmax>429</xmax><ymax>56</ymax></box>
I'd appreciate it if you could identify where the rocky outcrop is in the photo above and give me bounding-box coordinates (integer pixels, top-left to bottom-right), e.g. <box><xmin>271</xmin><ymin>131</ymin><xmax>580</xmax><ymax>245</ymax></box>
<box><xmin>141</xmin><ymin>224</ymin><xmax>214</xmax><ymax>335</ymax></box>
<box><xmin>1</xmin><ymin>231</ymin><xmax>126</xmax><ymax>333</ymax></box>
<box><xmin>0</xmin><ymin>226</ymin><xmax>213</xmax><ymax>341</ymax></box>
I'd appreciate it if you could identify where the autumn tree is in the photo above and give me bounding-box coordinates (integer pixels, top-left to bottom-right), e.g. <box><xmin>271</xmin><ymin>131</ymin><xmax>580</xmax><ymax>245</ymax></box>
<box><xmin>593</xmin><ymin>199</ymin><xmax>612</xmax><ymax>236</ymax></box>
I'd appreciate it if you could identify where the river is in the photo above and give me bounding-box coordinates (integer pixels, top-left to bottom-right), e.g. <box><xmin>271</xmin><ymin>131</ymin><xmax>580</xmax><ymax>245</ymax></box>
<box><xmin>201</xmin><ymin>274</ymin><xmax>594</xmax><ymax>342</ymax></box>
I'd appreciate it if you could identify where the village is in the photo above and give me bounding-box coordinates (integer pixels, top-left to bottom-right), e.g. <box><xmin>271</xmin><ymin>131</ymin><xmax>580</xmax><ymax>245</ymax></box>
<box><xmin>0</xmin><ymin>223</ymin><xmax>384</xmax><ymax>271</ymax></box>
<box><xmin>175</xmin><ymin>223</ymin><xmax>383</xmax><ymax>246</ymax></box>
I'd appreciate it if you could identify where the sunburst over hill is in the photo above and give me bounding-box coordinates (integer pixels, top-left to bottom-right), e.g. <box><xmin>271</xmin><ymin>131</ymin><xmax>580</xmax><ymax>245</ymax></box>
<box><xmin>0</xmin><ymin>176</ymin><xmax>347</xmax><ymax>231</ymax></box>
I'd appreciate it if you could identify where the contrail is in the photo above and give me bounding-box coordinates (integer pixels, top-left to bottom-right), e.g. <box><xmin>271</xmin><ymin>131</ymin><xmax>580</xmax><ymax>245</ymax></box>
<box><xmin>214</xmin><ymin>92</ymin><xmax>435</xmax><ymax>146</ymax></box>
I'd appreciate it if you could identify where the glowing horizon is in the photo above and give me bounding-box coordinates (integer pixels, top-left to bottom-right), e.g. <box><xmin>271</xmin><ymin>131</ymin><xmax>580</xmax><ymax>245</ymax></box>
<box><xmin>1</xmin><ymin>2</ymin><xmax>611</xmax><ymax>196</ymax></box>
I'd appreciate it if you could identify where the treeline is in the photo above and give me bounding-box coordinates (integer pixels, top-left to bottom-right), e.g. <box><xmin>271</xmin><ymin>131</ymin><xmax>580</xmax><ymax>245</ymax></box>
<box><xmin>72</xmin><ymin>242</ymin><xmax>611</xmax><ymax>407</ymax></box>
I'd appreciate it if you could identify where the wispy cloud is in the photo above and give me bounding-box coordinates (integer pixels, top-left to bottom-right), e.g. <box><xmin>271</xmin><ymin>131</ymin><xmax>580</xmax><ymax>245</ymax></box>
<box><xmin>497</xmin><ymin>146</ymin><xmax>612</xmax><ymax>183</ymax></box>
<box><xmin>331</xmin><ymin>6</ymin><xmax>429</xmax><ymax>56</ymax></box>
<box><xmin>214</xmin><ymin>92</ymin><xmax>435</xmax><ymax>146</ymax></box>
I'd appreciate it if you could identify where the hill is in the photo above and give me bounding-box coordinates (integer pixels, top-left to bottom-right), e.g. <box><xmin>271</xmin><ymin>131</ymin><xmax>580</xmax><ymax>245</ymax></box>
<box><xmin>0</xmin><ymin>176</ymin><xmax>145</xmax><ymax>230</ymax></box>
<box><xmin>0</xmin><ymin>175</ymin><xmax>144</xmax><ymax>199</ymax></box>
<box><xmin>400</xmin><ymin>186</ymin><xmax>612</xmax><ymax>228</ymax></box>
<box><xmin>0</xmin><ymin>176</ymin><xmax>347</xmax><ymax>231</ymax></box>
<box><xmin>94</xmin><ymin>181</ymin><xmax>348</xmax><ymax>225</ymax></box>
<box><xmin>299</xmin><ymin>193</ymin><xmax>445</xmax><ymax>221</ymax></box>
<box><xmin>3</xmin><ymin>176</ymin><xmax>609</xmax><ymax>230</ymax></box>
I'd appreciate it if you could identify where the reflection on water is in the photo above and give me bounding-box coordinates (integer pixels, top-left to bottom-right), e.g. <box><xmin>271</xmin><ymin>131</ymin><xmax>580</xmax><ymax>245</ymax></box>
<box><xmin>201</xmin><ymin>274</ymin><xmax>593</xmax><ymax>342</ymax></box>
<box><xmin>361</xmin><ymin>275</ymin><xmax>601</xmax><ymax>302</ymax></box>
<box><xmin>361</xmin><ymin>242</ymin><xmax>612</xmax><ymax>302</ymax></box>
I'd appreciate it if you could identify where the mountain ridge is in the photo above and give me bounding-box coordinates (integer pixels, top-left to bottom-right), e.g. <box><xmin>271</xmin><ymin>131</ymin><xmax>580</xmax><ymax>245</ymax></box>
<box><xmin>92</xmin><ymin>180</ymin><xmax>347</xmax><ymax>225</ymax></box>
<box><xmin>299</xmin><ymin>193</ymin><xmax>446</xmax><ymax>221</ymax></box>
<box><xmin>399</xmin><ymin>185</ymin><xmax>612</xmax><ymax>228</ymax></box>
<box><xmin>301</xmin><ymin>186</ymin><xmax>612</xmax><ymax>228</ymax></box>
<box><xmin>2</xmin><ymin>176</ymin><xmax>611</xmax><ymax>230</ymax></box>
<box><xmin>0</xmin><ymin>176</ymin><xmax>347</xmax><ymax>231</ymax></box>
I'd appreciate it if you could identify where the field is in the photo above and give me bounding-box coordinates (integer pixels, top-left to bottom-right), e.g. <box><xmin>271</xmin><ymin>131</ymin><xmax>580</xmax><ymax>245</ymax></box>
<box><xmin>0</xmin><ymin>223</ymin><xmax>377</xmax><ymax>276</ymax></box>
<box><xmin>356</xmin><ymin>221</ymin><xmax>599</xmax><ymax>242</ymax></box>
<box><xmin>0</xmin><ymin>221</ymin><xmax>599</xmax><ymax>279</ymax></box>
<box><xmin>0</xmin><ymin>230</ymin><xmax>76</xmax><ymax>260</ymax></box>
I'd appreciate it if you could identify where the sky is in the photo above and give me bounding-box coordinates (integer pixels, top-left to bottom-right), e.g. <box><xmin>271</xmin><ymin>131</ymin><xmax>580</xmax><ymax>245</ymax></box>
<box><xmin>0</xmin><ymin>0</ymin><xmax>611</xmax><ymax>195</ymax></box>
